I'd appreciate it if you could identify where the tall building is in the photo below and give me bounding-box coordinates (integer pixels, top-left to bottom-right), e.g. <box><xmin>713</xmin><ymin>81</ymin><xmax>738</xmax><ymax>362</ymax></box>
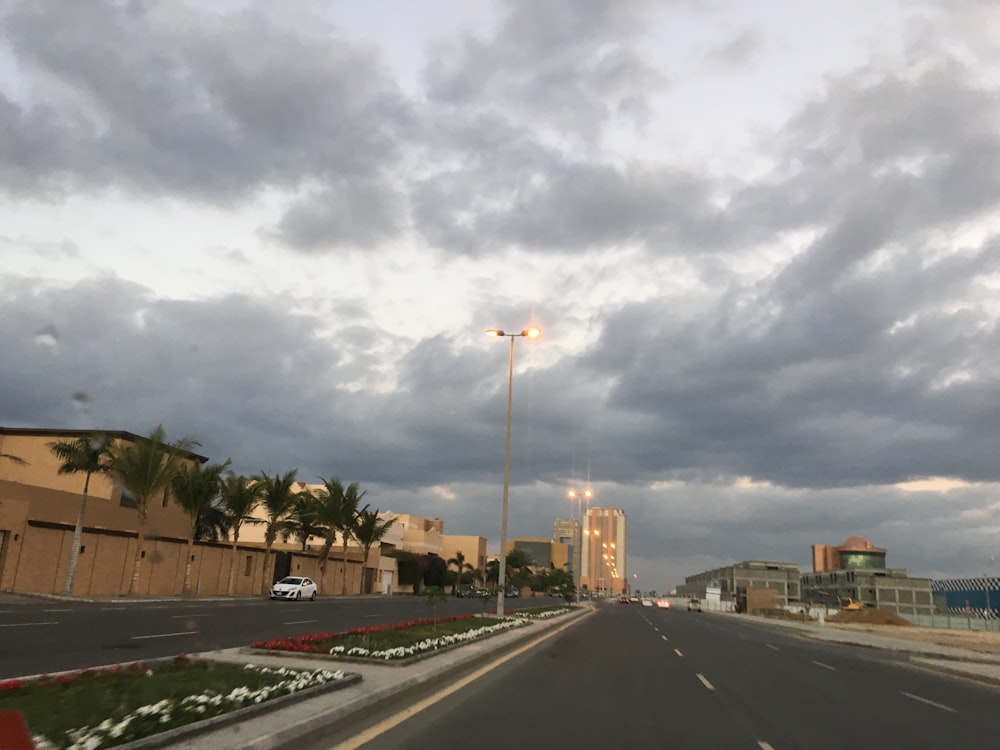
<box><xmin>553</xmin><ymin>517</ymin><xmax>580</xmax><ymax>584</ymax></box>
<box><xmin>580</xmin><ymin>507</ymin><xmax>627</xmax><ymax>594</ymax></box>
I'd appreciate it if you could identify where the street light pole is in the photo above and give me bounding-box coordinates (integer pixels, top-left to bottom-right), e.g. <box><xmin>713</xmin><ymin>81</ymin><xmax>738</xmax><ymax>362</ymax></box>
<box><xmin>487</xmin><ymin>326</ymin><xmax>540</xmax><ymax>619</ymax></box>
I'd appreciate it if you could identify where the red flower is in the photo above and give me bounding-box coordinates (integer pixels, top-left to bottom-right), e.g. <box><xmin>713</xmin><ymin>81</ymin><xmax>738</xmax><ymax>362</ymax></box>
<box><xmin>0</xmin><ymin>679</ymin><xmax>23</xmax><ymax>691</ymax></box>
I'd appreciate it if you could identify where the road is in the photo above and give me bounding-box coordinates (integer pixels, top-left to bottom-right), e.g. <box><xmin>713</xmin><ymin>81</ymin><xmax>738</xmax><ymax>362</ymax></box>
<box><xmin>339</xmin><ymin>603</ymin><xmax>1000</xmax><ymax>750</ymax></box>
<box><xmin>0</xmin><ymin>593</ymin><xmax>561</xmax><ymax>679</ymax></box>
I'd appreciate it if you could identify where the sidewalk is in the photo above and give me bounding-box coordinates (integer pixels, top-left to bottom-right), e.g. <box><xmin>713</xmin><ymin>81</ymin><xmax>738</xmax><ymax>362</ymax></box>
<box><xmin>166</xmin><ymin>605</ymin><xmax>593</xmax><ymax>750</ymax></box>
<box><xmin>715</xmin><ymin>611</ymin><xmax>1000</xmax><ymax>686</ymax></box>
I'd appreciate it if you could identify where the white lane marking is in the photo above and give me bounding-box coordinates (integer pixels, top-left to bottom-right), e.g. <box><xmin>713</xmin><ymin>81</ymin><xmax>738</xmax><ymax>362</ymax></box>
<box><xmin>812</xmin><ymin>660</ymin><xmax>836</xmax><ymax>671</ymax></box>
<box><xmin>101</xmin><ymin>607</ymin><xmax>125</xmax><ymax>611</ymax></box>
<box><xmin>766</xmin><ymin>644</ymin><xmax>780</xmax><ymax>651</ymax></box>
<box><xmin>364</xmin><ymin>614</ymin><xmax>383</xmax><ymax>618</ymax></box>
<box><xmin>44</xmin><ymin>608</ymin><xmax>72</xmax><ymax>612</ymax></box>
<box><xmin>661</xmin><ymin>635</ymin><xmax>668</xmax><ymax>641</ymax></box>
<box><xmin>901</xmin><ymin>691</ymin><xmax>957</xmax><ymax>714</ymax></box>
<box><xmin>674</xmin><ymin>648</ymin><xmax>683</xmax><ymax>657</ymax></box>
<box><xmin>284</xmin><ymin>619</ymin><xmax>319</xmax><ymax>625</ymax></box>
<box><xmin>653</xmin><ymin>627</ymin><xmax>659</xmax><ymax>632</ymax></box>
<box><xmin>696</xmin><ymin>673</ymin><xmax>715</xmax><ymax>691</ymax></box>
<box><xmin>171</xmin><ymin>613</ymin><xmax>210</xmax><ymax>619</ymax></box>
<box><xmin>0</xmin><ymin>621</ymin><xmax>58</xmax><ymax>628</ymax></box>
<box><xmin>131</xmin><ymin>631</ymin><xmax>197</xmax><ymax>640</ymax></box>
<box><xmin>758</xmin><ymin>742</ymin><xmax>776</xmax><ymax>750</ymax></box>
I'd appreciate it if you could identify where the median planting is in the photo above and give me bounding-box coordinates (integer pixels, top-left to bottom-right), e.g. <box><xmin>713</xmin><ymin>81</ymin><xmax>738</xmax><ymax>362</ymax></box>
<box><xmin>0</xmin><ymin>656</ymin><xmax>352</xmax><ymax>750</ymax></box>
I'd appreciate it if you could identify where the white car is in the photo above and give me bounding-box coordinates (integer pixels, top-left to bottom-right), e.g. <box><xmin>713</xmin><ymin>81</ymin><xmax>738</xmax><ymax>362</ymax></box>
<box><xmin>269</xmin><ymin>576</ymin><xmax>318</xmax><ymax>601</ymax></box>
<box><xmin>656</xmin><ymin>598</ymin><xmax>671</xmax><ymax>609</ymax></box>
<box><xmin>641</xmin><ymin>598</ymin><xmax>654</xmax><ymax>607</ymax></box>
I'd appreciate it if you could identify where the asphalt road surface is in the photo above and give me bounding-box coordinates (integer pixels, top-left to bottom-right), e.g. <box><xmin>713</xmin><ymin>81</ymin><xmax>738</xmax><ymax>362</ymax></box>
<box><xmin>341</xmin><ymin>603</ymin><xmax>1000</xmax><ymax>750</ymax></box>
<box><xmin>0</xmin><ymin>593</ymin><xmax>563</xmax><ymax>678</ymax></box>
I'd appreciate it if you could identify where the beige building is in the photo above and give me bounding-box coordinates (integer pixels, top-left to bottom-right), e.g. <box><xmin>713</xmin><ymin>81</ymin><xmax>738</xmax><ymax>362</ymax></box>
<box><xmin>0</xmin><ymin>427</ymin><xmax>274</xmax><ymax>597</ymax></box>
<box><xmin>440</xmin><ymin>534</ymin><xmax>487</xmax><ymax>576</ymax></box>
<box><xmin>581</xmin><ymin>507</ymin><xmax>627</xmax><ymax>595</ymax></box>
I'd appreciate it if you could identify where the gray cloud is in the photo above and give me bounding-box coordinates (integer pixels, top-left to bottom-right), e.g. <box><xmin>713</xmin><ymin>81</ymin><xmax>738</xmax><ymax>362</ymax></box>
<box><xmin>707</xmin><ymin>30</ymin><xmax>763</xmax><ymax>67</ymax></box>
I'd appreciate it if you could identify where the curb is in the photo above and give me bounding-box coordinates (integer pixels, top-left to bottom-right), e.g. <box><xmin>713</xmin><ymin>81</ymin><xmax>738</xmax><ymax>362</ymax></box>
<box><xmin>243</xmin><ymin>606</ymin><xmax>595</xmax><ymax>750</ymax></box>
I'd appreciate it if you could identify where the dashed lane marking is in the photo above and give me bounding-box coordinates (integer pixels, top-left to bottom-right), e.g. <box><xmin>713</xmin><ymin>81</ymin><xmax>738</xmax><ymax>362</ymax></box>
<box><xmin>43</xmin><ymin>608</ymin><xmax>72</xmax><ymax>612</ymax></box>
<box><xmin>811</xmin><ymin>660</ymin><xmax>836</xmax><ymax>671</ymax></box>
<box><xmin>284</xmin><ymin>619</ymin><xmax>320</xmax><ymax>625</ymax></box>
<box><xmin>171</xmin><ymin>613</ymin><xmax>210</xmax><ymax>618</ymax></box>
<box><xmin>0</xmin><ymin>621</ymin><xmax>58</xmax><ymax>628</ymax></box>
<box><xmin>674</xmin><ymin>648</ymin><xmax>683</xmax><ymax>657</ymax></box>
<box><xmin>766</xmin><ymin>644</ymin><xmax>780</xmax><ymax>651</ymax></box>
<box><xmin>696</xmin><ymin>673</ymin><xmax>714</xmax><ymax>691</ymax></box>
<box><xmin>661</xmin><ymin>635</ymin><xmax>668</xmax><ymax>641</ymax></box>
<box><xmin>901</xmin><ymin>692</ymin><xmax>957</xmax><ymax>714</ymax></box>
<box><xmin>131</xmin><ymin>631</ymin><xmax>196</xmax><ymax>640</ymax></box>
<box><xmin>758</xmin><ymin>742</ymin><xmax>776</xmax><ymax>749</ymax></box>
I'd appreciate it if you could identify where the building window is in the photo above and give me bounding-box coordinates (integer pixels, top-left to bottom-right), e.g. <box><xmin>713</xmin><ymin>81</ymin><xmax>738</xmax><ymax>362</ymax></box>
<box><xmin>79</xmin><ymin>546</ymin><xmax>86</xmax><ymax>554</ymax></box>
<box><xmin>119</xmin><ymin>492</ymin><xmax>138</xmax><ymax>509</ymax></box>
<box><xmin>245</xmin><ymin>556</ymin><xmax>253</xmax><ymax>576</ymax></box>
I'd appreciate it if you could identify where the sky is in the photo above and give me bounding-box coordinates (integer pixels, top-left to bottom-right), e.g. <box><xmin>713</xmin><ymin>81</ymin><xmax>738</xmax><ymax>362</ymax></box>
<box><xmin>2</xmin><ymin>0</ymin><xmax>999</xmax><ymax>590</ymax></box>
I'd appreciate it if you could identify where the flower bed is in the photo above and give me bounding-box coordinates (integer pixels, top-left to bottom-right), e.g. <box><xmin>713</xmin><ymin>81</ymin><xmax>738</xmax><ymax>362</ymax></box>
<box><xmin>0</xmin><ymin>656</ymin><xmax>350</xmax><ymax>750</ymax></box>
<box><xmin>251</xmin><ymin>614</ymin><xmax>528</xmax><ymax>661</ymax></box>
<box><xmin>512</xmin><ymin>605</ymin><xmax>578</xmax><ymax>619</ymax></box>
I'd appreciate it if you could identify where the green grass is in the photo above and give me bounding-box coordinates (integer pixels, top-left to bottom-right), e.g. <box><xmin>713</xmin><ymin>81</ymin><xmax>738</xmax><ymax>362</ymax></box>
<box><xmin>0</xmin><ymin>658</ymin><xmax>337</xmax><ymax>749</ymax></box>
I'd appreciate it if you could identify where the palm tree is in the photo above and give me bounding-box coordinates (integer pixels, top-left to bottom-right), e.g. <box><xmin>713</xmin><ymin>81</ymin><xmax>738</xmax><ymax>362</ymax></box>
<box><xmin>171</xmin><ymin>459</ymin><xmax>229</xmax><ymax>595</ymax></box>
<box><xmin>252</xmin><ymin>469</ymin><xmax>299</xmax><ymax>595</ymax></box>
<box><xmin>104</xmin><ymin>426</ymin><xmax>198</xmax><ymax>595</ymax></box>
<box><xmin>220</xmin><ymin>472</ymin><xmax>262</xmax><ymax>596</ymax></box>
<box><xmin>284</xmin><ymin>490</ymin><xmax>324</xmax><ymax>551</ymax></box>
<box><xmin>447</xmin><ymin>550</ymin><xmax>474</xmax><ymax>595</ymax></box>
<box><xmin>353</xmin><ymin>509</ymin><xmax>396</xmax><ymax>594</ymax></box>
<box><xmin>314</xmin><ymin>477</ymin><xmax>367</xmax><ymax>595</ymax></box>
<box><xmin>48</xmin><ymin>433</ymin><xmax>111</xmax><ymax>595</ymax></box>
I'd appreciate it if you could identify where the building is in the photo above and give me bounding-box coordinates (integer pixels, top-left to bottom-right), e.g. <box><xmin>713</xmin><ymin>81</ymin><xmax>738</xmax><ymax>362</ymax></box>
<box><xmin>0</xmin><ymin>427</ymin><xmax>260</xmax><ymax>597</ymax></box>
<box><xmin>580</xmin><ymin>507</ymin><xmax>627</xmax><ymax>594</ymax></box>
<box><xmin>506</xmin><ymin>537</ymin><xmax>570</xmax><ymax>572</ymax></box>
<box><xmin>801</xmin><ymin>536</ymin><xmax>933</xmax><ymax>617</ymax></box>
<box><xmin>812</xmin><ymin>536</ymin><xmax>886</xmax><ymax>572</ymax></box>
<box><xmin>677</xmin><ymin>561</ymin><xmax>802</xmax><ymax>607</ymax></box>
<box><xmin>553</xmin><ymin>517</ymin><xmax>580</xmax><ymax>591</ymax></box>
<box><xmin>440</xmin><ymin>534</ymin><xmax>488</xmax><ymax>578</ymax></box>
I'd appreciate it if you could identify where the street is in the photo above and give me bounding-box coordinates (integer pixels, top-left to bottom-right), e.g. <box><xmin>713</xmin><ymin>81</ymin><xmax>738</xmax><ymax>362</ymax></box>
<box><xmin>0</xmin><ymin>593</ymin><xmax>562</xmax><ymax>679</ymax></box>
<box><xmin>338</xmin><ymin>603</ymin><xmax>1000</xmax><ymax>750</ymax></box>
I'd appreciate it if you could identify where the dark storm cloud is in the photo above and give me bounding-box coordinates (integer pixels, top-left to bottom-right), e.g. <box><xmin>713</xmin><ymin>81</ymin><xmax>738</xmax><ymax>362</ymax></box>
<box><xmin>0</xmin><ymin>1</ymin><xmax>407</xmax><ymax>207</ymax></box>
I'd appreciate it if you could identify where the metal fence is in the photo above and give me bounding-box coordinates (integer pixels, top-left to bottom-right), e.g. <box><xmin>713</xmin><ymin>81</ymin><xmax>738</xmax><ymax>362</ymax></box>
<box><xmin>901</xmin><ymin>612</ymin><xmax>999</xmax><ymax>632</ymax></box>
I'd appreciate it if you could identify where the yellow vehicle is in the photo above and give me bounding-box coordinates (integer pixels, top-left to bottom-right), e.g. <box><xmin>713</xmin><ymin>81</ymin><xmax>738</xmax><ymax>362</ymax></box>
<box><xmin>840</xmin><ymin>597</ymin><xmax>865</xmax><ymax>611</ymax></box>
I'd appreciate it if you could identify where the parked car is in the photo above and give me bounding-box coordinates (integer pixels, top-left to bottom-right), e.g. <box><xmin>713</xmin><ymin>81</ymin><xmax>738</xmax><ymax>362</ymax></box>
<box><xmin>269</xmin><ymin>576</ymin><xmax>317</xmax><ymax>601</ymax></box>
<box><xmin>688</xmin><ymin>598</ymin><xmax>702</xmax><ymax>612</ymax></box>
<box><xmin>505</xmin><ymin>588</ymin><xmax>520</xmax><ymax>598</ymax></box>
<box><xmin>456</xmin><ymin>586</ymin><xmax>473</xmax><ymax>598</ymax></box>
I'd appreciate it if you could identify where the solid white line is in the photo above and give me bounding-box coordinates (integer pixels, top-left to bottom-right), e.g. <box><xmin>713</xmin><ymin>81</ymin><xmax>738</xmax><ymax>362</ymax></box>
<box><xmin>0</xmin><ymin>621</ymin><xmax>58</xmax><ymax>628</ymax></box>
<box><xmin>674</xmin><ymin>648</ymin><xmax>683</xmax><ymax>657</ymax></box>
<box><xmin>812</xmin><ymin>660</ymin><xmax>836</xmax><ymax>671</ymax></box>
<box><xmin>131</xmin><ymin>631</ymin><xmax>196</xmax><ymax>640</ymax></box>
<box><xmin>283</xmin><ymin>619</ymin><xmax>319</xmax><ymax>625</ymax></box>
<box><xmin>766</xmin><ymin>644</ymin><xmax>780</xmax><ymax>651</ymax></box>
<box><xmin>44</xmin><ymin>608</ymin><xmax>72</xmax><ymax>612</ymax></box>
<box><xmin>101</xmin><ymin>607</ymin><xmax>125</xmax><ymax>611</ymax></box>
<box><xmin>758</xmin><ymin>742</ymin><xmax>776</xmax><ymax>750</ymax></box>
<box><xmin>696</xmin><ymin>673</ymin><xmax>714</xmax><ymax>691</ymax></box>
<box><xmin>171</xmin><ymin>613</ymin><xmax>210</xmax><ymax>619</ymax></box>
<box><xmin>901</xmin><ymin>691</ymin><xmax>957</xmax><ymax>714</ymax></box>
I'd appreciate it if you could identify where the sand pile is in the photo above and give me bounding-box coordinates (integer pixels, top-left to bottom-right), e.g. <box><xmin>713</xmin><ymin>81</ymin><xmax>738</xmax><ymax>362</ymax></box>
<box><xmin>828</xmin><ymin>608</ymin><xmax>914</xmax><ymax>626</ymax></box>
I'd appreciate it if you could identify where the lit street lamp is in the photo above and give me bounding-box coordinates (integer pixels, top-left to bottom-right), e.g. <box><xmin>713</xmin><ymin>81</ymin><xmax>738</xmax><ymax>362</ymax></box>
<box><xmin>486</xmin><ymin>326</ymin><xmax>541</xmax><ymax>618</ymax></box>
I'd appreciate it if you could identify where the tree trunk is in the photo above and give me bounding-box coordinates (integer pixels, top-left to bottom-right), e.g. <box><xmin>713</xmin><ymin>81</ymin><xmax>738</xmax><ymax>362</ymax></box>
<box><xmin>360</xmin><ymin>549</ymin><xmax>370</xmax><ymax>595</ymax></box>
<box><xmin>227</xmin><ymin>530</ymin><xmax>240</xmax><ymax>596</ymax></box>
<box><xmin>182</xmin><ymin>531</ymin><xmax>195</xmax><ymax>596</ymax></box>
<box><xmin>128</xmin><ymin>516</ymin><xmax>147</xmax><ymax>596</ymax></box>
<box><xmin>318</xmin><ymin>536</ymin><xmax>334</xmax><ymax>594</ymax></box>
<box><xmin>340</xmin><ymin>540</ymin><xmax>349</xmax><ymax>596</ymax></box>
<box><xmin>261</xmin><ymin>539</ymin><xmax>273</xmax><ymax>596</ymax></box>
<box><xmin>63</xmin><ymin>472</ymin><xmax>91</xmax><ymax>595</ymax></box>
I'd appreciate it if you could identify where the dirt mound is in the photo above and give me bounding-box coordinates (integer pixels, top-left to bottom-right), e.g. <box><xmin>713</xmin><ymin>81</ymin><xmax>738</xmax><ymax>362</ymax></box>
<box><xmin>828</xmin><ymin>608</ymin><xmax>913</xmax><ymax>626</ymax></box>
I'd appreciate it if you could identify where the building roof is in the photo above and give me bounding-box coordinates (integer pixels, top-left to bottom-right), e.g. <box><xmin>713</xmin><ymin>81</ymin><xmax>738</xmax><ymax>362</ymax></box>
<box><xmin>839</xmin><ymin>536</ymin><xmax>886</xmax><ymax>554</ymax></box>
<box><xmin>0</xmin><ymin>426</ymin><xmax>209</xmax><ymax>463</ymax></box>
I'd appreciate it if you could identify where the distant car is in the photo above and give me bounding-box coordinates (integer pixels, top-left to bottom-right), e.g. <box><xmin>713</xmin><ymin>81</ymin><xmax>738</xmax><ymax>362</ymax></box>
<box><xmin>473</xmin><ymin>587</ymin><xmax>491</xmax><ymax>598</ymax></box>
<box><xmin>456</xmin><ymin>586</ymin><xmax>473</xmax><ymax>598</ymax></box>
<box><xmin>619</xmin><ymin>596</ymin><xmax>629</xmax><ymax>604</ymax></box>
<box><xmin>641</xmin><ymin>598</ymin><xmax>654</xmax><ymax>607</ymax></box>
<box><xmin>505</xmin><ymin>588</ymin><xmax>520</xmax><ymax>598</ymax></box>
<box><xmin>269</xmin><ymin>576</ymin><xmax>317</xmax><ymax>601</ymax></box>
<box><xmin>688</xmin><ymin>598</ymin><xmax>702</xmax><ymax>612</ymax></box>
<box><xmin>656</xmin><ymin>598</ymin><xmax>671</xmax><ymax>609</ymax></box>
